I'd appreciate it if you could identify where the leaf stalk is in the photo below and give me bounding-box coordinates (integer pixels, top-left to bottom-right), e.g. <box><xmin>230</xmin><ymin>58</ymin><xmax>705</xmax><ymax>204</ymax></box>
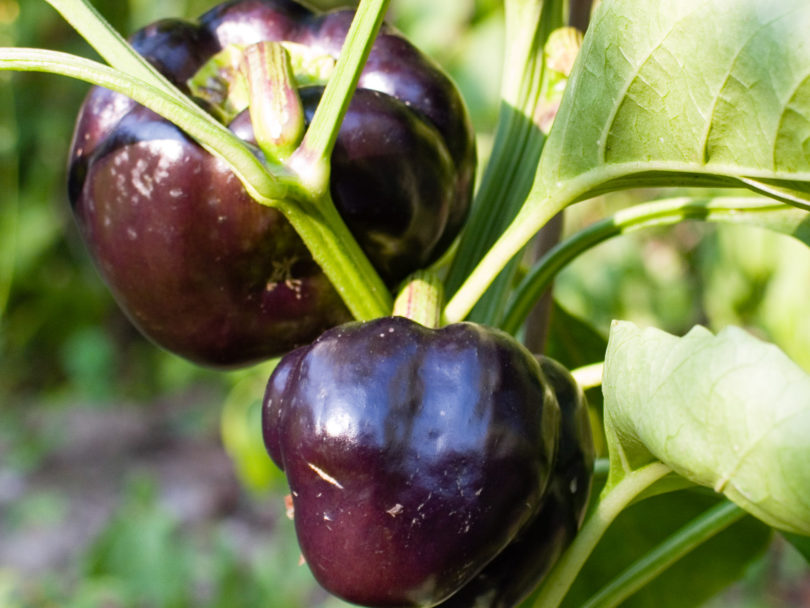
<box><xmin>579</xmin><ymin>500</ymin><xmax>745</xmax><ymax>608</ymax></box>
<box><xmin>531</xmin><ymin>461</ymin><xmax>673</xmax><ymax>608</ymax></box>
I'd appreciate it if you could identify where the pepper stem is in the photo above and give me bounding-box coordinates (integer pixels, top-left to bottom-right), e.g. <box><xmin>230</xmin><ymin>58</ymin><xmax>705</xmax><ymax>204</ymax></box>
<box><xmin>393</xmin><ymin>271</ymin><xmax>444</xmax><ymax>329</ymax></box>
<box><xmin>291</xmin><ymin>0</ymin><xmax>390</xmax><ymax>197</ymax></box>
<box><xmin>241</xmin><ymin>42</ymin><xmax>305</xmax><ymax>163</ymax></box>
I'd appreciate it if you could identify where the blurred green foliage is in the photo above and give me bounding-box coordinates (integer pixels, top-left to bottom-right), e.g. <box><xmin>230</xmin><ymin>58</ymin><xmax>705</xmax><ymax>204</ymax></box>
<box><xmin>1</xmin><ymin>0</ymin><xmax>808</xmax><ymax>607</ymax></box>
<box><xmin>555</xmin><ymin>189</ymin><xmax>810</xmax><ymax>372</ymax></box>
<box><xmin>4</xmin><ymin>474</ymin><xmax>352</xmax><ymax>608</ymax></box>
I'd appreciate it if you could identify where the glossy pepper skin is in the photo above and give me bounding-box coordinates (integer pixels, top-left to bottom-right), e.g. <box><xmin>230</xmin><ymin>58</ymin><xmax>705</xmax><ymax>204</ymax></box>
<box><xmin>67</xmin><ymin>0</ymin><xmax>476</xmax><ymax>367</ymax></box>
<box><xmin>437</xmin><ymin>355</ymin><xmax>595</xmax><ymax>608</ymax></box>
<box><xmin>262</xmin><ymin>316</ymin><xmax>561</xmax><ymax>607</ymax></box>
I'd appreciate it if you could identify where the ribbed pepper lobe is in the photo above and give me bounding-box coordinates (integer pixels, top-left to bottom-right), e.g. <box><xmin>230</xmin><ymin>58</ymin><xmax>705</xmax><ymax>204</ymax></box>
<box><xmin>263</xmin><ymin>317</ymin><xmax>560</xmax><ymax>607</ymax></box>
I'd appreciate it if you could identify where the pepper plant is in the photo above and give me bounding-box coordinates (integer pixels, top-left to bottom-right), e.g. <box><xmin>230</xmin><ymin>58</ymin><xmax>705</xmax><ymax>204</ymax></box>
<box><xmin>2</xmin><ymin>0</ymin><xmax>810</xmax><ymax>606</ymax></box>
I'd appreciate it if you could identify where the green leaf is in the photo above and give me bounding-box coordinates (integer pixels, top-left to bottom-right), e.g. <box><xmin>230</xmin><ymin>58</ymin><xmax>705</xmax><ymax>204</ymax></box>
<box><xmin>555</xmin><ymin>490</ymin><xmax>772</xmax><ymax>608</ymax></box>
<box><xmin>603</xmin><ymin>321</ymin><xmax>810</xmax><ymax>536</ymax></box>
<box><xmin>783</xmin><ymin>532</ymin><xmax>810</xmax><ymax>563</ymax></box>
<box><xmin>0</xmin><ymin>75</ymin><xmax>17</xmax><ymax>319</ymax></box>
<box><xmin>544</xmin><ymin>299</ymin><xmax>608</xmax><ymax>372</ymax></box>
<box><xmin>540</xmin><ymin>0</ymin><xmax>810</xmax><ymax>199</ymax></box>
<box><xmin>444</xmin><ymin>0</ymin><xmax>810</xmax><ymax>324</ymax></box>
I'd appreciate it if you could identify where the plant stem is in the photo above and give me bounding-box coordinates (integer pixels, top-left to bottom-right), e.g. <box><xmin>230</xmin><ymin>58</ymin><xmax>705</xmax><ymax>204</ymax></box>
<box><xmin>282</xmin><ymin>0</ymin><xmax>393</xmax><ymax>318</ymax></box>
<box><xmin>443</xmin><ymin>182</ymin><xmax>573</xmax><ymax>324</ymax></box>
<box><xmin>580</xmin><ymin>500</ymin><xmax>745</xmax><ymax>608</ymax></box>
<box><xmin>571</xmin><ymin>361</ymin><xmax>603</xmax><ymax>390</ymax></box>
<box><xmin>241</xmin><ymin>42</ymin><xmax>305</xmax><ymax>162</ymax></box>
<box><xmin>281</xmin><ymin>192</ymin><xmax>392</xmax><ymax>321</ymax></box>
<box><xmin>45</xmin><ymin>0</ymin><xmax>186</xmax><ymax>103</ymax></box>
<box><xmin>392</xmin><ymin>271</ymin><xmax>444</xmax><ymax>328</ymax></box>
<box><xmin>293</xmin><ymin>0</ymin><xmax>390</xmax><ymax>196</ymax></box>
<box><xmin>531</xmin><ymin>461</ymin><xmax>673</xmax><ymax>608</ymax></box>
<box><xmin>593</xmin><ymin>457</ymin><xmax>610</xmax><ymax>479</ymax></box>
<box><xmin>500</xmin><ymin>196</ymin><xmax>788</xmax><ymax>333</ymax></box>
<box><xmin>0</xmin><ymin>48</ymin><xmax>285</xmax><ymax>202</ymax></box>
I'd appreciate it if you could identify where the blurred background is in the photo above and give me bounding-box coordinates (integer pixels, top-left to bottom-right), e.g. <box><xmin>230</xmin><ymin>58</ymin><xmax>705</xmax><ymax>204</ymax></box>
<box><xmin>0</xmin><ymin>0</ymin><xmax>807</xmax><ymax>606</ymax></box>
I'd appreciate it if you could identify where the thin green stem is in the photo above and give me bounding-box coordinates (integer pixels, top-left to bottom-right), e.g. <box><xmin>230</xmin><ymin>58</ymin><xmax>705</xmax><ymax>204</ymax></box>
<box><xmin>0</xmin><ymin>48</ymin><xmax>287</xmax><ymax>202</ymax></box>
<box><xmin>443</xmin><ymin>181</ymin><xmax>575</xmax><ymax>324</ymax></box>
<box><xmin>282</xmin><ymin>193</ymin><xmax>392</xmax><ymax>320</ymax></box>
<box><xmin>500</xmin><ymin>196</ymin><xmax>791</xmax><ymax>333</ymax></box>
<box><xmin>283</xmin><ymin>0</ymin><xmax>393</xmax><ymax>318</ymax></box>
<box><xmin>44</xmin><ymin>0</ymin><xmax>191</xmax><ymax>107</ymax></box>
<box><xmin>593</xmin><ymin>457</ymin><xmax>610</xmax><ymax>479</ymax></box>
<box><xmin>392</xmin><ymin>271</ymin><xmax>444</xmax><ymax>328</ymax></box>
<box><xmin>293</xmin><ymin>0</ymin><xmax>390</xmax><ymax>196</ymax></box>
<box><xmin>580</xmin><ymin>500</ymin><xmax>745</xmax><ymax>608</ymax></box>
<box><xmin>571</xmin><ymin>361</ymin><xmax>603</xmax><ymax>390</ymax></box>
<box><xmin>531</xmin><ymin>461</ymin><xmax>673</xmax><ymax>608</ymax></box>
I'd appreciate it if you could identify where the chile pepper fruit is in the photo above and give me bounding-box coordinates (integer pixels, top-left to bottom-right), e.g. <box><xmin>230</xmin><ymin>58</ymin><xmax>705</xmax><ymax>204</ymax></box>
<box><xmin>67</xmin><ymin>0</ymin><xmax>476</xmax><ymax>367</ymax></box>
<box><xmin>437</xmin><ymin>355</ymin><xmax>595</xmax><ymax>608</ymax></box>
<box><xmin>262</xmin><ymin>316</ymin><xmax>561</xmax><ymax>607</ymax></box>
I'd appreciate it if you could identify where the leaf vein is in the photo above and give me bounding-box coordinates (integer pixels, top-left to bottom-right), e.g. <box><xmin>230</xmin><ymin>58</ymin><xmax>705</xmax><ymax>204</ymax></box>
<box><xmin>598</xmin><ymin>5</ymin><xmax>703</xmax><ymax>163</ymax></box>
<box><xmin>700</xmin><ymin>5</ymin><xmax>804</xmax><ymax>166</ymax></box>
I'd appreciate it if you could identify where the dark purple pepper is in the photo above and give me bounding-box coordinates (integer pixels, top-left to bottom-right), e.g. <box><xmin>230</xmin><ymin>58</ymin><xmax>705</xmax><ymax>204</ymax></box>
<box><xmin>262</xmin><ymin>316</ymin><xmax>561</xmax><ymax>607</ymax></box>
<box><xmin>437</xmin><ymin>356</ymin><xmax>595</xmax><ymax>608</ymax></box>
<box><xmin>68</xmin><ymin>0</ymin><xmax>476</xmax><ymax>367</ymax></box>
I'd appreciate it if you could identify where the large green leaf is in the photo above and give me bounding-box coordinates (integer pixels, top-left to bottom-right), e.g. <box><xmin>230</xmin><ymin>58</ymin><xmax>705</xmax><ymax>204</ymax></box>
<box><xmin>603</xmin><ymin>321</ymin><xmax>810</xmax><ymax>536</ymax></box>
<box><xmin>444</xmin><ymin>0</ymin><xmax>810</xmax><ymax>325</ymax></box>
<box><xmin>540</xmin><ymin>0</ymin><xmax>810</xmax><ymax>199</ymax></box>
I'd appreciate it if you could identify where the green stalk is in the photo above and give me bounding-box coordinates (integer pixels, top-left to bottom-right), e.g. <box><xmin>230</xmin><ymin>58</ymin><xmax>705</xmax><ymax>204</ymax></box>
<box><xmin>593</xmin><ymin>457</ymin><xmax>610</xmax><ymax>479</ymax></box>
<box><xmin>500</xmin><ymin>196</ymin><xmax>788</xmax><ymax>333</ymax></box>
<box><xmin>0</xmin><ymin>48</ymin><xmax>286</xmax><ymax>202</ymax></box>
<box><xmin>443</xmin><ymin>149</ymin><xmax>803</xmax><ymax>324</ymax></box>
<box><xmin>571</xmin><ymin>361</ymin><xmax>603</xmax><ymax>390</ymax></box>
<box><xmin>292</xmin><ymin>0</ymin><xmax>390</xmax><ymax>196</ymax></box>
<box><xmin>283</xmin><ymin>0</ymin><xmax>393</xmax><ymax>318</ymax></box>
<box><xmin>531</xmin><ymin>461</ymin><xmax>674</xmax><ymax>608</ymax></box>
<box><xmin>443</xmin><ymin>178</ymin><xmax>576</xmax><ymax>324</ymax></box>
<box><xmin>241</xmin><ymin>42</ymin><xmax>305</xmax><ymax>162</ymax></box>
<box><xmin>580</xmin><ymin>501</ymin><xmax>745</xmax><ymax>608</ymax></box>
<box><xmin>392</xmin><ymin>271</ymin><xmax>444</xmax><ymax>329</ymax></box>
<box><xmin>44</xmin><ymin>0</ymin><xmax>193</xmax><ymax>107</ymax></box>
<box><xmin>280</xmin><ymin>192</ymin><xmax>391</xmax><ymax>321</ymax></box>
<box><xmin>444</xmin><ymin>0</ymin><xmax>564</xmax><ymax>324</ymax></box>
